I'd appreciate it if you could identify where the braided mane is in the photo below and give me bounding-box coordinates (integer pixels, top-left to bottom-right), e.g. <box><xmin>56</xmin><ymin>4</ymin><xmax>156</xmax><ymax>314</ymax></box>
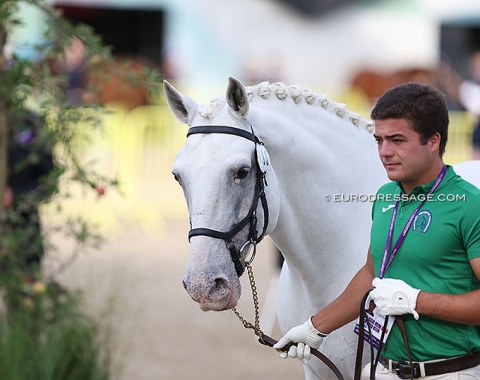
<box><xmin>245</xmin><ymin>81</ymin><xmax>374</xmax><ymax>134</ymax></box>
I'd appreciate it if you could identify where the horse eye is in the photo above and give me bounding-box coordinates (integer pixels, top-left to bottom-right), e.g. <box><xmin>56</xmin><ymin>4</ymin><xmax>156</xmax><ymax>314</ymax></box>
<box><xmin>172</xmin><ymin>172</ymin><xmax>181</xmax><ymax>184</ymax></box>
<box><xmin>236</xmin><ymin>168</ymin><xmax>250</xmax><ymax>180</ymax></box>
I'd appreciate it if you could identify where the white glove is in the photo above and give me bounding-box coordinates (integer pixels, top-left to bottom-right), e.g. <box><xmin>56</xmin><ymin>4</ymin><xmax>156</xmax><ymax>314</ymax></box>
<box><xmin>370</xmin><ymin>277</ymin><xmax>421</xmax><ymax>320</ymax></box>
<box><xmin>272</xmin><ymin>316</ymin><xmax>327</xmax><ymax>360</ymax></box>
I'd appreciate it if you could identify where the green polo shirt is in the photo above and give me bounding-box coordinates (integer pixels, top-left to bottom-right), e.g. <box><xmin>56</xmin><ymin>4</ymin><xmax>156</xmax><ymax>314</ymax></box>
<box><xmin>370</xmin><ymin>165</ymin><xmax>480</xmax><ymax>361</ymax></box>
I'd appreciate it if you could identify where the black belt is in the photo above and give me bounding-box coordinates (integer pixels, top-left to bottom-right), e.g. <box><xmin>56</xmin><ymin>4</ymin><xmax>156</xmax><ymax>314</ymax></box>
<box><xmin>379</xmin><ymin>352</ymin><xmax>480</xmax><ymax>379</ymax></box>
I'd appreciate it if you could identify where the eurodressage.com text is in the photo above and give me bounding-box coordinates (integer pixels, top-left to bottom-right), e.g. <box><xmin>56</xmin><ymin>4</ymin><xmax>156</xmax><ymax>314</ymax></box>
<box><xmin>324</xmin><ymin>194</ymin><xmax>467</xmax><ymax>202</ymax></box>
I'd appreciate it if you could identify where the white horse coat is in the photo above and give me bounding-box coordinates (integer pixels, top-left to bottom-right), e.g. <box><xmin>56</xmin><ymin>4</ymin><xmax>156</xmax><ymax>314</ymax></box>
<box><xmin>164</xmin><ymin>77</ymin><xmax>480</xmax><ymax>379</ymax></box>
<box><xmin>453</xmin><ymin>160</ymin><xmax>480</xmax><ymax>189</ymax></box>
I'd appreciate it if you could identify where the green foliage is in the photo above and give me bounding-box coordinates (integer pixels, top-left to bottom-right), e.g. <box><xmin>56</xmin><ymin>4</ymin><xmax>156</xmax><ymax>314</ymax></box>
<box><xmin>0</xmin><ymin>0</ymin><xmax>160</xmax><ymax>271</ymax></box>
<box><xmin>0</xmin><ymin>282</ymin><xmax>111</xmax><ymax>380</ymax></box>
<box><xmin>0</xmin><ymin>60</ymin><xmax>34</xmax><ymax>105</ymax></box>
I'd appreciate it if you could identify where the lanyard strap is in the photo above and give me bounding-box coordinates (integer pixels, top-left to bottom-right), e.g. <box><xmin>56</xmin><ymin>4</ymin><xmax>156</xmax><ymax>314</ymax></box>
<box><xmin>379</xmin><ymin>165</ymin><xmax>447</xmax><ymax>278</ymax></box>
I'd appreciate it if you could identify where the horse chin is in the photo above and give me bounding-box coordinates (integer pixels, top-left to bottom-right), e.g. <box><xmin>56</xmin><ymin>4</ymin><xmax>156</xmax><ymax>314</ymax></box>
<box><xmin>198</xmin><ymin>298</ymin><xmax>236</xmax><ymax>312</ymax></box>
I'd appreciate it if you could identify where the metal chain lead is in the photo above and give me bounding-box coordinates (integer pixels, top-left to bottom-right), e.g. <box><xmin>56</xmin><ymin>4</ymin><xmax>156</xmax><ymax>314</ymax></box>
<box><xmin>232</xmin><ymin>260</ymin><xmax>265</xmax><ymax>342</ymax></box>
<box><xmin>233</xmin><ymin>256</ymin><xmax>346</xmax><ymax>380</ymax></box>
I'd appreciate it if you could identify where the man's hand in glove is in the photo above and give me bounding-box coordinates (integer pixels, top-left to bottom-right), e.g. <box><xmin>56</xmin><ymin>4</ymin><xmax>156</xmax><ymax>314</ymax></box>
<box><xmin>370</xmin><ymin>277</ymin><xmax>421</xmax><ymax>320</ymax></box>
<box><xmin>273</xmin><ymin>316</ymin><xmax>328</xmax><ymax>360</ymax></box>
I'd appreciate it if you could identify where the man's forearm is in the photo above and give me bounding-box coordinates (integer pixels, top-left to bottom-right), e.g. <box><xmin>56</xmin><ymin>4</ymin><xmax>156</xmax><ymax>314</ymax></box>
<box><xmin>311</xmin><ymin>263</ymin><xmax>374</xmax><ymax>334</ymax></box>
<box><xmin>416</xmin><ymin>289</ymin><xmax>480</xmax><ymax>325</ymax></box>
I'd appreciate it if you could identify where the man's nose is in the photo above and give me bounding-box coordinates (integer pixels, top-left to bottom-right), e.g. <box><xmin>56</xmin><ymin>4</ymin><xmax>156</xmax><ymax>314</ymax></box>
<box><xmin>378</xmin><ymin>142</ymin><xmax>393</xmax><ymax>157</ymax></box>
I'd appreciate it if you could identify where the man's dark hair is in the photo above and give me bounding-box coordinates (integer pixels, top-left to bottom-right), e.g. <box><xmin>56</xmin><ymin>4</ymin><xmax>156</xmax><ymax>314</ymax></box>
<box><xmin>370</xmin><ymin>82</ymin><xmax>449</xmax><ymax>157</ymax></box>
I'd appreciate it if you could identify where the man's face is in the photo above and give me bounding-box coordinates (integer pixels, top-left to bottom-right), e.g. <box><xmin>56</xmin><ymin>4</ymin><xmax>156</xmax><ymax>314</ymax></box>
<box><xmin>373</xmin><ymin>118</ymin><xmax>437</xmax><ymax>192</ymax></box>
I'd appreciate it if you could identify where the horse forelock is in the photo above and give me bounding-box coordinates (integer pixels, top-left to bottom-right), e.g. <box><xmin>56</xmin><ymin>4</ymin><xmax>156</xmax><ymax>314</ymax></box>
<box><xmin>197</xmin><ymin>98</ymin><xmax>227</xmax><ymax>120</ymax></box>
<box><xmin>245</xmin><ymin>81</ymin><xmax>374</xmax><ymax>134</ymax></box>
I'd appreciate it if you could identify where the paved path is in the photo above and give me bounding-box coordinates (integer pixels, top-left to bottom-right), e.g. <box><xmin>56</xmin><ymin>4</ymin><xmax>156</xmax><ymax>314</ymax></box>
<box><xmin>46</xmin><ymin>218</ymin><xmax>303</xmax><ymax>380</ymax></box>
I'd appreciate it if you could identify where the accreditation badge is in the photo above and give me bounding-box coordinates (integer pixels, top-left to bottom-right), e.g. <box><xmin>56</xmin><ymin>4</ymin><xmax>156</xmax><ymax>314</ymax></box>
<box><xmin>353</xmin><ymin>294</ymin><xmax>395</xmax><ymax>349</ymax></box>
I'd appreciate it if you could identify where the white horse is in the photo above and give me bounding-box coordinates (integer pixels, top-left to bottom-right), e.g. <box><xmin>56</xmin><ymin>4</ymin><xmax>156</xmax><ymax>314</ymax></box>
<box><xmin>164</xmin><ymin>77</ymin><xmax>387</xmax><ymax>379</ymax></box>
<box><xmin>453</xmin><ymin>160</ymin><xmax>480</xmax><ymax>189</ymax></box>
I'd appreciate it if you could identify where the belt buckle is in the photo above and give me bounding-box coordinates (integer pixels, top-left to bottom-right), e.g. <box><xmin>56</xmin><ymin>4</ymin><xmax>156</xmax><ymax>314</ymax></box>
<box><xmin>395</xmin><ymin>361</ymin><xmax>421</xmax><ymax>379</ymax></box>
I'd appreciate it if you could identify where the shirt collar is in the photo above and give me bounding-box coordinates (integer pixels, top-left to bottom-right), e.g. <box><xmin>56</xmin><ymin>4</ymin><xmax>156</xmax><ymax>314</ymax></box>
<box><xmin>396</xmin><ymin>165</ymin><xmax>454</xmax><ymax>195</ymax></box>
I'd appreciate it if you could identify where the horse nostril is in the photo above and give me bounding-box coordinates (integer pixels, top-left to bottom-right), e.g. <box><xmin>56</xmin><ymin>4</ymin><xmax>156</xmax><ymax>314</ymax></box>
<box><xmin>182</xmin><ymin>280</ymin><xmax>187</xmax><ymax>290</ymax></box>
<box><xmin>213</xmin><ymin>277</ymin><xmax>228</xmax><ymax>290</ymax></box>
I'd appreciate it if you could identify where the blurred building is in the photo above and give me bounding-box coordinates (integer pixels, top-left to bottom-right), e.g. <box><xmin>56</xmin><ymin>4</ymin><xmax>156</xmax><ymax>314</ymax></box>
<box><xmin>6</xmin><ymin>0</ymin><xmax>479</xmax><ymax>99</ymax></box>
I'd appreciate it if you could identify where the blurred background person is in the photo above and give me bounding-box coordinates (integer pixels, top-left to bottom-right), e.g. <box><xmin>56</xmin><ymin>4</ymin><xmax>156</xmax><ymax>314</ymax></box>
<box><xmin>3</xmin><ymin>110</ymin><xmax>56</xmax><ymax>280</ymax></box>
<box><xmin>458</xmin><ymin>51</ymin><xmax>480</xmax><ymax>160</ymax></box>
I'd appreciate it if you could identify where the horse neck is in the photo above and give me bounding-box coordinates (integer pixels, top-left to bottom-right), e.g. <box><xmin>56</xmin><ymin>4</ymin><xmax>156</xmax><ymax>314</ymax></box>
<box><xmin>249</xmin><ymin>97</ymin><xmax>383</xmax><ymax>194</ymax></box>
<box><xmin>249</xmin><ymin>97</ymin><xmax>385</xmax><ymax>280</ymax></box>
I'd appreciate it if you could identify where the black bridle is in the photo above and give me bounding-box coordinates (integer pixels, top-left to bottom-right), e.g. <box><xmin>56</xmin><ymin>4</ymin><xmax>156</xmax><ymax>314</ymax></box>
<box><xmin>186</xmin><ymin>125</ymin><xmax>270</xmax><ymax>277</ymax></box>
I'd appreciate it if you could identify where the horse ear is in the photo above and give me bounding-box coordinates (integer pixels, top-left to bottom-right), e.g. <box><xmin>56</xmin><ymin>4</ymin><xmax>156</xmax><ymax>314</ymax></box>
<box><xmin>226</xmin><ymin>77</ymin><xmax>249</xmax><ymax>118</ymax></box>
<box><xmin>163</xmin><ymin>80</ymin><xmax>198</xmax><ymax>124</ymax></box>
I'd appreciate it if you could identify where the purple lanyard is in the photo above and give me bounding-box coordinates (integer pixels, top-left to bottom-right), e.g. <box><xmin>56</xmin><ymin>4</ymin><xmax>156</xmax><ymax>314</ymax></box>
<box><xmin>379</xmin><ymin>165</ymin><xmax>447</xmax><ymax>278</ymax></box>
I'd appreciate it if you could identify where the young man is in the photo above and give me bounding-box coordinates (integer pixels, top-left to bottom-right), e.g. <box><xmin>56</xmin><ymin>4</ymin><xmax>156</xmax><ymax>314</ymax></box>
<box><xmin>273</xmin><ymin>83</ymin><xmax>480</xmax><ymax>379</ymax></box>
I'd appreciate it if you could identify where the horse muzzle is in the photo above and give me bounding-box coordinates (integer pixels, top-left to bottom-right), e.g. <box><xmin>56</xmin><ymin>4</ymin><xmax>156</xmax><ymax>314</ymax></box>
<box><xmin>182</xmin><ymin>271</ymin><xmax>240</xmax><ymax>311</ymax></box>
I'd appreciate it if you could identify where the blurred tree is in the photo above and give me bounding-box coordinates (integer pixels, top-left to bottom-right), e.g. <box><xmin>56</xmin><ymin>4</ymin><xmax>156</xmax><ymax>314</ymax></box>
<box><xmin>0</xmin><ymin>0</ymin><xmax>160</xmax><ymax>279</ymax></box>
<box><xmin>0</xmin><ymin>1</ymin><xmax>161</xmax><ymax>378</ymax></box>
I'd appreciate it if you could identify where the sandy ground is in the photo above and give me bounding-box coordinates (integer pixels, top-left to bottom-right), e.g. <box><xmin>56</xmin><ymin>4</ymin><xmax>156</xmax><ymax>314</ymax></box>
<box><xmin>45</xmin><ymin>217</ymin><xmax>304</xmax><ymax>380</ymax></box>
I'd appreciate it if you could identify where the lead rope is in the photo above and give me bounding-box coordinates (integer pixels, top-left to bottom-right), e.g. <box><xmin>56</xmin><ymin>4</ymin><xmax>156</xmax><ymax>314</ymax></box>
<box><xmin>232</xmin><ymin>261</ymin><xmax>345</xmax><ymax>380</ymax></box>
<box><xmin>354</xmin><ymin>290</ymin><xmax>390</xmax><ymax>380</ymax></box>
<box><xmin>396</xmin><ymin>317</ymin><xmax>415</xmax><ymax>380</ymax></box>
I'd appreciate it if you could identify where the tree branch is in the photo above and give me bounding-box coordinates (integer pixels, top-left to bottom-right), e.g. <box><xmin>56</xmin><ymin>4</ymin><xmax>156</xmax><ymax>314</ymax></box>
<box><xmin>0</xmin><ymin>23</ymin><xmax>9</xmax><ymax>220</ymax></box>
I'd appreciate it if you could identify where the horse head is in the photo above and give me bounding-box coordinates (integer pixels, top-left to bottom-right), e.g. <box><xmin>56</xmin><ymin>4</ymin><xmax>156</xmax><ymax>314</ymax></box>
<box><xmin>164</xmin><ymin>77</ymin><xmax>280</xmax><ymax>311</ymax></box>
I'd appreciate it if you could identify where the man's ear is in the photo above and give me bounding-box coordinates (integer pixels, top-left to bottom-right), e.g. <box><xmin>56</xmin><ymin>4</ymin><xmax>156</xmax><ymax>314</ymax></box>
<box><xmin>429</xmin><ymin>132</ymin><xmax>441</xmax><ymax>152</ymax></box>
